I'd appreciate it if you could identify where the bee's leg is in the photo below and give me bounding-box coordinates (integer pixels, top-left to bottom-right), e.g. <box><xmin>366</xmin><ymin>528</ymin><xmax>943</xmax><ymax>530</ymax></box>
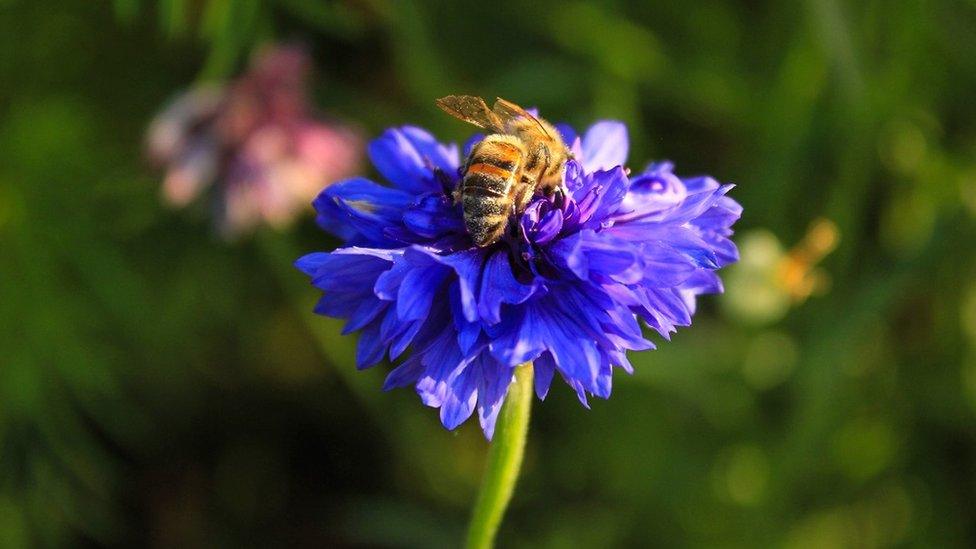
<box><xmin>514</xmin><ymin>174</ymin><xmax>537</xmax><ymax>211</ymax></box>
<box><xmin>539</xmin><ymin>178</ymin><xmax>567</xmax><ymax>203</ymax></box>
<box><xmin>536</xmin><ymin>142</ymin><xmax>552</xmax><ymax>171</ymax></box>
<box><xmin>451</xmin><ymin>178</ymin><xmax>461</xmax><ymax>203</ymax></box>
<box><xmin>551</xmin><ymin>184</ymin><xmax>567</xmax><ymax>206</ymax></box>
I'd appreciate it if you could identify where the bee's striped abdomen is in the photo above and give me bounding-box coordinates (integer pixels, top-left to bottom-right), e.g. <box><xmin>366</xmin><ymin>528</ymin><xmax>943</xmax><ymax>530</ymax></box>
<box><xmin>460</xmin><ymin>137</ymin><xmax>524</xmax><ymax>247</ymax></box>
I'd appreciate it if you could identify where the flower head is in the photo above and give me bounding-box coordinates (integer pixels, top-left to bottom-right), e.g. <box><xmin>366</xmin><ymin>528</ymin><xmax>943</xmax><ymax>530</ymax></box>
<box><xmin>147</xmin><ymin>44</ymin><xmax>363</xmax><ymax>237</ymax></box>
<box><xmin>297</xmin><ymin>116</ymin><xmax>741</xmax><ymax>438</ymax></box>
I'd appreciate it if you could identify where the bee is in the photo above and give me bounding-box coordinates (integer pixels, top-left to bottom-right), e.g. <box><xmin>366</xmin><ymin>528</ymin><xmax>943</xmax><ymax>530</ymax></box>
<box><xmin>436</xmin><ymin>95</ymin><xmax>570</xmax><ymax>247</ymax></box>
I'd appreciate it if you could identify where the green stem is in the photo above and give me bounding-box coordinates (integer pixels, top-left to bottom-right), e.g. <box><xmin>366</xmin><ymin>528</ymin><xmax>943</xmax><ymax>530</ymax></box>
<box><xmin>465</xmin><ymin>362</ymin><xmax>534</xmax><ymax>549</ymax></box>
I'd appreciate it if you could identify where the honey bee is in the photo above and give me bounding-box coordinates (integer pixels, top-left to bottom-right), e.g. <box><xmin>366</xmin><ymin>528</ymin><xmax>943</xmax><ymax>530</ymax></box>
<box><xmin>436</xmin><ymin>95</ymin><xmax>570</xmax><ymax>247</ymax></box>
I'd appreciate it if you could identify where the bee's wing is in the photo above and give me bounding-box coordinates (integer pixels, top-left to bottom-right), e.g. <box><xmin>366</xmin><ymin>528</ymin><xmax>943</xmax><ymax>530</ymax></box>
<box><xmin>493</xmin><ymin>97</ymin><xmax>553</xmax><ymax>139</ymax></box>
<box><xmin>436</xmin><ymin>95</ymin><xmax>504</xmax><ymax>132</ymax></box>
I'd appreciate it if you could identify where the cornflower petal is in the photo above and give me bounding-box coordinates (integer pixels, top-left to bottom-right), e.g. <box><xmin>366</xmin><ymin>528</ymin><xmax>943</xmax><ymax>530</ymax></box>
<box><xmin>581</xmin><ymin>121</ymin><xmax>629</xmax><ymax>172</ymax></box>
<box><xmin>369</xmin><ymin>126</ymin><xmax>459</xmax><ymax>194</ymax></box>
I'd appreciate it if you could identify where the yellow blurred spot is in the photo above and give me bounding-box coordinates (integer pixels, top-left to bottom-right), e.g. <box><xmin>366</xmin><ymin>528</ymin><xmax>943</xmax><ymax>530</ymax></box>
<box><xmin>722</xmin><ymin>218</ymin><xmax>840</xmax><ymax>325</ymax></box>
<box><xmin>777</xmin><ymin>218</ymin><xmax>839</xmax><ymax>302</ymax></box>
<box><xmin>721</xmin><ymin>230</ymin><xmax>791</xmax><ymax>324</ymax></box>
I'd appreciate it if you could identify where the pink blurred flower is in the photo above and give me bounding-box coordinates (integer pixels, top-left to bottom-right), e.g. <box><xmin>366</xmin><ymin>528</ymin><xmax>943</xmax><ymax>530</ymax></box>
<box><xmin>146</xmin><ymin>45</ymin><xmax>363</xmax><ymax>237</ymax></box>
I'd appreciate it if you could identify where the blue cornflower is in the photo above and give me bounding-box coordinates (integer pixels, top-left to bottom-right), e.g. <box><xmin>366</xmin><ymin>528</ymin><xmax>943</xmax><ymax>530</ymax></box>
<box><xmin>296</xmin><ymin>118</ymin><xmax>741</xmax><ymax>438</ymax></box>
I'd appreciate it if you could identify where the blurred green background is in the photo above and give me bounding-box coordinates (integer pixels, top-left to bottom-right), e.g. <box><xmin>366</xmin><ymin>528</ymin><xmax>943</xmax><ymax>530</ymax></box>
<box><xmin>2</xmin><ymin>0</ymin><xmax>976</xmax><ymax>547</ymax></box>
